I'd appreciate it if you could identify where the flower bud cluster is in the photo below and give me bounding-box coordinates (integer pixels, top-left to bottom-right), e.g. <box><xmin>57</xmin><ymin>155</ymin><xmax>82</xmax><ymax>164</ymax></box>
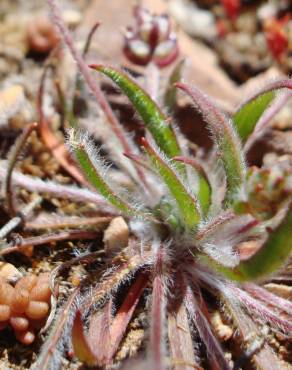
<box><xmin>123</xmin><ymin>6</ymin><xmax>179</xmax><ymax>68</ymax></box>
<box><xmin>246</xmin><ymin>159</ymin><xmax>292</xmax><ymax>220</ymax></box>
<box><xmin>0</xmin><ymin>272</ymin><xmax>51</xmax><ymax>345</ymax></box>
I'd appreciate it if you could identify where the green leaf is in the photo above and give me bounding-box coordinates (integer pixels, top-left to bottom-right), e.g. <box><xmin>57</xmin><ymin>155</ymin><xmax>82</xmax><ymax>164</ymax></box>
<box><xmin>141</xmin><ymin>138</ymin><xmax>200</xmax><ymax>230</ymax></box>
<box><xmin>174</xmin><ymin>156</ymin><xmax>211</xmax><ymax>216</ymax></box>
<box><xmin>90</xmin><ymin>64</ymin><xmax>181</xmax><ymax>159</ymax></box>
<box><xmin>69</xmin><ymin>129</ymin><xmax>142</xmax><ymax>217</ymax></box>
<box><xmin>176</xmin><ymin>83</ymin><xmax>246</xmax><ymax>206</ymax></box>
<box><xmin>209</xmin><ymin>202</ymin><xmax>292</xmax><ymax>281</ymax></box>
<box><xmin>234</xmin><ymin>202</ymin><xmax>292</xmax><ymax>281</ymax></box>
<box><xmin>234</xmin><ymin>79</ymin><xmax>292</xmax><ymax>143</ymax></box>
<box><xmin>233</xmin><ymin>91</ymin><xmax>274</xmax><ymax>143</ymax></box>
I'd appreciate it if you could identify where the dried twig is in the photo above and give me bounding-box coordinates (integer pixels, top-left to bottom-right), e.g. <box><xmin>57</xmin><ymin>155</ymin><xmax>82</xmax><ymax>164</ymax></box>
<box><xmin>2</xmin><ymin>122</ymin><xmax>38</xmax><ymax>216</ymax></box>
<box><xmin>0</xmin><ymin>230</ymin><xmax>101</xmax><ymax>255</ymax></box>
<box><xmin>0</xmin><ymin>196</ymin><xmax>42</xmax><ymax>240</ymax></box>
<box><xmin>25</xmin><ymin>214</ymin><xmax>112</xmax><ymax>231</ymax></box>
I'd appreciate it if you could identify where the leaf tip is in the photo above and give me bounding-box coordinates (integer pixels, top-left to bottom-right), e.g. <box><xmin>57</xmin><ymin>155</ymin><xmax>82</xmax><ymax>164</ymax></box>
<box><xmin>88</xmin><ymin>63</ymin><xmax>102</xmax><ymax>70</ymax></box>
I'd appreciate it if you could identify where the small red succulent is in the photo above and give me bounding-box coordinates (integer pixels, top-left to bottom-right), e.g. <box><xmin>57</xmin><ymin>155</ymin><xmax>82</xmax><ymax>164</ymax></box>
<box><xmin>221</xmin><ymin>0</ymin><xmax>241</xmax><ymax>22</ymax></box>
<box><xmin>263</xmin><ymin>15</ymin><xmax>290</xmax><ymax>61</ymax></box>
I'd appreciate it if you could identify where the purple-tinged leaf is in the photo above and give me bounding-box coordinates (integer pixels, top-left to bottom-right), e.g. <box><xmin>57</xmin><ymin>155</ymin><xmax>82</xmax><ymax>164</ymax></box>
<box><xmin>81</xmin><ymin>254</ymin><xmax>150</xmax><ymax>312</ymax></box>
<box><xmin>168</xmin><ymin>299</ymin><xmax>202</xmax><ymax>370</ymax></box>
<box><xmin>72</xmin><ymin>311</ymin><xmax>97</xmax><ymax>366</ymax></box>
<box><xmin>196</xmin><ymin>210</ymin><xmax>235</xmax><ymax>241</ymax></box>
<box><xmin>72</xmin><ymin>273</ymin><xmax>148</xmax><ymax>366</ymax></box>
<box><xmin>108</xmin><ymin>272</ymin><xmax>148</xmax><ymax>359</ymax></box>
<box><xmin>87</xmin><ymin>300</ymin><xmax>112</xmax><ymax>365</ymax></box>
<box><xmin>231</xmin><ymin>285</ymin><xmax>292</xmax><ymax>333</ymax></box>
<box><xmin>149</xmin><ymin>247</ymin><xmax>167</xmax><ymax>370</ymax></box>
<box><xmin>0</xmin><ymin>167</ymin><xmax>114</xmax><ymax>211</ymax></box>
<box><xmin>221</xmin><ymin>288</ymin><xmax>286</xmax><ymax>370</ymax></box>
<box><xmin>124</xmin><ymin>152</ymin><xmax>156</xmax><ymax>173</ymax></box>
<box><xmin>184</xmin><ymin>283</ymin><xmax>231</xmax><ymax>370</ymax></box>
<box><xmin>243</xmin><ymin>283</ymin><xmax>292</xmax><ymax>316</ymax></box>
<box><xmin>73</xmin><ymin>273</ymin><xmax>148</xmax><ymax>366</ymax></box>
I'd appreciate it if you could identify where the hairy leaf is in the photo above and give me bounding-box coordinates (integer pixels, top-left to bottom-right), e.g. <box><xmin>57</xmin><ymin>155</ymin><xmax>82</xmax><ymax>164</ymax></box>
<box><xmin>174</xmin><ymin>156</ymin><xmax>211</xmax><ymax>216</ymax></box>
<box><xmin>90</xmin><ymin>64</ymin><xmax>181</xmax><ymax>159</ymax></box>
<box><xmin>185</xmin><ymin>283</ymin><xmax>231</xmax><ymax>370</ymax></box>
<box><xmin>221</xmin><ymin>288</ymin><xmax>286</xmax><ymax>370</ymax></box>
<box><xmin>234</xmin><ymin>202</ymin><xmax>292</xmax><ymax>281</ymax></box>
<box><xmin>168</xmin><ymin>302</ymin><xmax>200</xmax><ymax>370</ymax></box>
<box><xmin>233</xmin><ymin>92</ymin><xmax>274</xmax><ymax>143</ymax></box>
<box><xmin>109</xmin><ymin>272</ymin><xmax>148</xmax><ymax>359</ymax></box>
<box><xmin>69</xmin><ymin>129</ymin><xmax>142</xmax><ymax>217</ymax></box>
<box><xmin>142</xmin><ymin>138</ymin><xmax>200</xmax><ymax>229</ymax></box>
<box><xmin>176</xmin><ymin>83</ymin><xmax>246</xmax><ymax>205</ymax></box>
<box><xmin>69</xmin><ymin>129</ymin><xmax>142</xmax><ymax>216</ymax></box>
<box><xmin>217</xmin><ymin>202</ymin><xmax>292</xmax><ymax>281</ymax></box>
<box><xmin>234</xmin><ymin>79</ymin><xmax>292</xmax><ymax>142</ymax></box>
<box><xmin>149</xmin><ymin>248</ymin><xmax>166</xmax><ymax>370</ymax></box>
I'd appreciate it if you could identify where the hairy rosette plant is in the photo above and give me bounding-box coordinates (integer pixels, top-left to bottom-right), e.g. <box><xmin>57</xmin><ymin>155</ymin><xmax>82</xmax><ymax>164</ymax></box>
<box><xmin>8</xmin><ymin>1</ymin><xmax>289</xmax><ymax>369</ymax></box>
<box><xmin>60</xmin><ymin>62</ymin><xmax>292</xmax><ymax>369</ymax></box>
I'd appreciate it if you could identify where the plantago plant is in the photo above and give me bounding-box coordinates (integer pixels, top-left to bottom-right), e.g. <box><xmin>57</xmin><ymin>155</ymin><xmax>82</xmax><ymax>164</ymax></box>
<box><xmin>64</xmin><ymin>71</ymin><xmax>292</xmax><ymax>368</ymax></box>
<box><xmin>6</xmin><ymin>1</ymin><xmax>291</xmax><ymax>369</ymax></box>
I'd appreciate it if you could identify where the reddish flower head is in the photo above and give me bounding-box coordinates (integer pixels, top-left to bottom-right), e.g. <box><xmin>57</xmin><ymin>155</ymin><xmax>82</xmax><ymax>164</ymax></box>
<box><xmin>123</xmin><ymin>6</ymin><xmax>179</xmax><ymax>68</ymax></box>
